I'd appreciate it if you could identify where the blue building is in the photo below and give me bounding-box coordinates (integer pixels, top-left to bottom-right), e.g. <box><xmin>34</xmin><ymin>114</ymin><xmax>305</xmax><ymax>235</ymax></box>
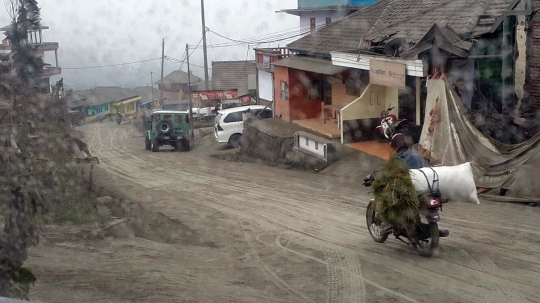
<box><xmin>278</xmin><ymin>0</ymin><xmax>378</xmax><ymax>31</ymax></box>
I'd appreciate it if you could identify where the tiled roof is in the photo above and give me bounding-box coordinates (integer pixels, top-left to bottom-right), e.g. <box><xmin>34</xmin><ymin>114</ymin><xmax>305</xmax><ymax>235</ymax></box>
<box><xmin>288</xmin><ymin>0</ymin><xmax>514</xmax><ymax>55</ymax></box>
<box><xmin>155</xmin><ymin>70</ymin><xmax>202</xmax><ymax>85</ymax></box>
<box><xmin>211</xmin><ymin>61</ymin><xmax>256</xmax><ymax>94</ymax></box>
<box><xmin>132</xmin><ymin>86</ymin><xmax>161</xmax><ymax>102</ymax></box>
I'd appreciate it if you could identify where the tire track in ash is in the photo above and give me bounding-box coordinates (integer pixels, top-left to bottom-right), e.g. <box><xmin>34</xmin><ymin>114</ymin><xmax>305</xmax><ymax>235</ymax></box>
<box><xmin>87</xmin><ymin>122</ymin><xmax>540</xmax><ymax>303</ymax></box>
<box><xmin>238</xmin><ymin>221</ymin><xmax>313</xmax><ymax>303</ymax></box>
<box><xmin>96</xmin><ymin>153</ymin><xmax>536</xmax><ymax>302</ymax></box>
<box><xmin>93</xmin><ymin>152</ymin><xmax>436</xmax><ymax>303</ymax></box>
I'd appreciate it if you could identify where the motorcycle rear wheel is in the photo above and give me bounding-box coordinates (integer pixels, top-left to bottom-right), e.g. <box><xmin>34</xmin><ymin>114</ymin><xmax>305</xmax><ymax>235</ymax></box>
<box><xmin>366</xmin><ymin>201</ymin><xmax>389</xmax><ymax>243</ymax></box>
<box><xmin>412</xmin><ymin>222</ymin><xmax>439</xmax><ymax>257</ymax></box>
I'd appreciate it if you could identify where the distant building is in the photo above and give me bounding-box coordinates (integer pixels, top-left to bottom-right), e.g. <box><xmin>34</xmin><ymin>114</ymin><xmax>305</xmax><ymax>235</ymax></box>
<box><xmin>68</xmin><ymin>87</ymin><xmax>141</xmax><ymax>119</ymax></box>
<box><xmin>155</xmin><ymin>70</ymin><xmax>202</xmax><ymax>106</ymax></box>
<box><xmin>277</xmin><ymin>0</ymin><xmax>378</xmax><ymax>30</ymax></box>
<box><xmin>0</xmin><ymin>24</ymin><xmax>61</xmax><ymax>92</ymax></box>
<box><xmin>212</xmin><ymin>60</ymin><xmax>256</xmax><ymax>96</ymax></box>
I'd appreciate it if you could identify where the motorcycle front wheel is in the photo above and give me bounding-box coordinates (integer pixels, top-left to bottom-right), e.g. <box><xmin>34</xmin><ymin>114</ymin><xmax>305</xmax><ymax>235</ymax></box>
<box><xmin>373</xmin><ymin>127</ymin><xmax>390</xmax><ymax>143</ymax></box>
<box><xmin>366</xmin><ymin>201</ymin><xmax>389</xmax><ymax>243</ymax></box>
<box><xmin>412</xmin><ymin>222</ymin><xmax>439</xmax><ymax>257</ymax></box>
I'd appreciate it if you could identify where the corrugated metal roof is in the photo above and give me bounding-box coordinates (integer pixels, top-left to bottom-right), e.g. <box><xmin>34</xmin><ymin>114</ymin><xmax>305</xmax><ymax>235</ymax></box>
<box><xmin>288</xmin><ymin>0</ymin><xmax>514</xmax><ymax>55</ymax></box>
<box><xmin>272</xmin><ymin>56</ymin><xmax>349</xmax><ymax>75</ymax></box>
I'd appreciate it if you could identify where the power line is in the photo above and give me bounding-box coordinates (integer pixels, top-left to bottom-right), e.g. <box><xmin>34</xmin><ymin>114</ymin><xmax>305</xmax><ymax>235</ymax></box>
<box><xmin>208</xmin><ymin>32</ymin><xmax>218</xmax><ymax>61</ymax></box>
<box><xmin>166</xmin><ymin>56</ymin><xmax>211</xmax><ymax>70</ymax></box>
<box><xmin>63</xmin><ymin>57</ymin><xmax>161</xmax><ymax>70</ymax></box>
<box><xmin>170</xmin><ymin>51</ymin><xmax>187</xmax><ymax>85</ymax></box>
<box><xmin>204</xmin><ymin>23</ymin><xmax>330</xmax><ymax>48</ymax></box>
<box><xmin>208</xmin><ymin>23</ymin><xmax>327</xmax><ymax>47</ymax></box>
<box><xmin>188</xmin><ymin>37</ymin><xmax>204</xmax><ymax>55</ymax></box>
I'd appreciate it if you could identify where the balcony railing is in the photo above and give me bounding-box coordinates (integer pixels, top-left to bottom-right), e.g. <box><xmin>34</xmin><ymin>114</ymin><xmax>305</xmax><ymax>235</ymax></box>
<box><xmin>41</xmin><ymin>66</ymin><xmax>61</xmax><ymax>78</ymax></box>
<box><xmin>0</xmin><ymin>42</ymin><xmax>59</xmax><ymax>52</ymax></box>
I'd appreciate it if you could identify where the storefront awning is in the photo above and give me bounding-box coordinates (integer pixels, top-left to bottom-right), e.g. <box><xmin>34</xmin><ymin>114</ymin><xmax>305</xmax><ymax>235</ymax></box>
<box><xmin>272</xmin><ymin>56</ymin><xmax>349</xmax><ymax>75</ymax></box>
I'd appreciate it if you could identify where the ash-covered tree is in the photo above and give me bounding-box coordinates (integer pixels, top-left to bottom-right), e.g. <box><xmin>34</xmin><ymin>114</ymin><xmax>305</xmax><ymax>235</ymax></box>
<box><xmin>0</xmin><ymin>0</ymin><xmax>97</xmax><ymax>300</ymax></box>
<box><xmin>6</xmin><ymin>0</ymin><xmax>43</xmax><ymax>84</ymax></box>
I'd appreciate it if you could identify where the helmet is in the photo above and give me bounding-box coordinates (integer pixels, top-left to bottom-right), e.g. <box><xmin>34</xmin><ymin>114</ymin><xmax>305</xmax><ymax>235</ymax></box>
<box><xmin>390</xmin><ymin>133</ymin><xmax>412</xmax><ymax>150</ymax></box>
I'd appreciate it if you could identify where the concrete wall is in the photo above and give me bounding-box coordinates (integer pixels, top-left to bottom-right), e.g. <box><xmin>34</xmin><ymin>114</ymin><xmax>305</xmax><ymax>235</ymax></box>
<box><xmin>289</xmin><ymin>70</ymin><xmax>324</xmax><ymax>120</ymax></box>
<box><xmin>241</xmin><ymin>121</ymin><xmax>294</xmax><ymax>164</ymax></box>
<box><xmin>299</xmin><ymin>11</ymin><xmax>346</xmax><ymax>30</ymax></box>
<box><xmin>274</xmin><ymin>66</ymin><xmax>290</xmax><ymax>121</ymax></box>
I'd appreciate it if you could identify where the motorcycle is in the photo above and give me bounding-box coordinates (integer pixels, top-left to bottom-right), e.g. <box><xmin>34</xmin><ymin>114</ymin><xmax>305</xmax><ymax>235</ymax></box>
<box><xmin>373</xmin><ymin>106</ymin><xmax>409</xmax><ymax>142</ymax></box>
<box><xmin>363</xmin><ymin>174</ymin><xmax>443</xmax><ymax>257</ymax></box>
<box><xmin>116</xmin><ymin>114</ymin><xmax>122</xmax><ymax>125</ymax></box>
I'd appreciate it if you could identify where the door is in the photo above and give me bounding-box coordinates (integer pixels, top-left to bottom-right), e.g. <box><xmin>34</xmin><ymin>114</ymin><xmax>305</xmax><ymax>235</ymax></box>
<box><xmin>222</xmin><ymin>111</ymin><xmax>244</xmax><ymax>139</ymax></box>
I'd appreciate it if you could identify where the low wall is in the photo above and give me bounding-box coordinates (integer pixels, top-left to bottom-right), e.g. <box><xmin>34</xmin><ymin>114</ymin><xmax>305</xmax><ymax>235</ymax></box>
<box><xmin>241</xmin><ymin>121</ymin><xmax>294</xmax><ymax>164</ymax></box>
<box><xmin>342</xmin><ymin>118</ymin><xmax>379</xmax><ymax>143</ymax></box>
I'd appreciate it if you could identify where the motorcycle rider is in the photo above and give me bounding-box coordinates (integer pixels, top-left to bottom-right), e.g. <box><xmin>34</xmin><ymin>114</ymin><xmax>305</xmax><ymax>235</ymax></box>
<box><xmin>391</xmin><ymin>133</ymin><xmax>422</xmax><ymax>169</ymax></box>
<box><xmin>366</xmin><ymin>133</ymin><xmax>449</xmax><ymax>237</ymax></box>
<box><xmin>393</xmin><ymin>133</ymin><xmax>449</xmax><ymax>237</ymax></box>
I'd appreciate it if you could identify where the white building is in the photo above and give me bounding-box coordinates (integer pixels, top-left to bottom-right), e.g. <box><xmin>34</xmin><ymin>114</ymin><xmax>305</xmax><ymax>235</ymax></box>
<box><xmin>277</xmin><ymin>0</ymin><xmax>379</xmax><ymax>31</ymax></box>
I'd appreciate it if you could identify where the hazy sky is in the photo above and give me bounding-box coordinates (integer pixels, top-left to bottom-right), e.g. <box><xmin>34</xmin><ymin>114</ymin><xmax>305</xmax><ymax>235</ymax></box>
<box><xmin>0</xmin><ymin>0</ymin><xmax>299</xmax><ymax>90</ymax></box>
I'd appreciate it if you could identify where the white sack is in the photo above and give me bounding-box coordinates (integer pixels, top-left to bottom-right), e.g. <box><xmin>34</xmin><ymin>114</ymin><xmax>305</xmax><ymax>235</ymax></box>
<box><xmin>409</xmin><ymin>162</ymin><xmax>480</xmax><ymax>204</ymax></box>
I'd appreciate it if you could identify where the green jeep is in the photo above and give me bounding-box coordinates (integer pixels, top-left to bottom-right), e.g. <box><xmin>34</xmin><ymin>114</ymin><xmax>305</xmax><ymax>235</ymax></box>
<box><xmin>145</xmin><ymin>111</ymin><xmax>191</xmax><ymax>152</ymax></box>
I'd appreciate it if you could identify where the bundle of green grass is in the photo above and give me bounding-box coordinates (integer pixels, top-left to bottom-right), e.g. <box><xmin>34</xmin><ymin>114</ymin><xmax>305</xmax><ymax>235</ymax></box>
<box><xmin>371</xmin><ymin>153</ymin><xmax>420</xmax><ymax>234</ymax></box>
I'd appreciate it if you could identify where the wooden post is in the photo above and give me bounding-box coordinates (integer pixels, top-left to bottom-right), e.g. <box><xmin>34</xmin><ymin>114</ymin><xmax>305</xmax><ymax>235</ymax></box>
<box><xmin>160</xmin><ymin>38</ymin><xmax>165</xmax><ymax>106</ymax></box>
<box><xmin>514</xmin><ymin>0</ymin><xmax>527</xmax><ymax>116</ymax></box>
<box><xmin>187</xmin><ymin>44</ymin><xmax>195</xmax><ymax>147</ymax></box>
<box><xmin>416</xmin><ymin>76</ymin><xmax>421</xmax><ymax>125</ymax></box>
<box><xmin>201</xmin><ymin>0</ymin><xmax>210</xmax><ymax>90</ymax></box>
<box><xmin>501</xmin><ymin>16</ymin><xmax>515</xmax><ymax>119</ymax></box>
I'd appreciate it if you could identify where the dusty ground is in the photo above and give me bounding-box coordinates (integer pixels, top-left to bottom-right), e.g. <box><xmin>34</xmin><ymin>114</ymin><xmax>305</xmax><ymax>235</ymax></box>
<box><xmin>26</xmin><ymin>120</ymin><xmax>540</xmax><ymax>303</ymax></box>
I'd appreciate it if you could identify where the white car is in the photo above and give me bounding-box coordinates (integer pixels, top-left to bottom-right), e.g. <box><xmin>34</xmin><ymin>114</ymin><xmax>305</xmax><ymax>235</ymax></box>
<box><xmin>214</xmin><ymin>105</ymin><xmax>273</xmax><ymax>147</ymax></box>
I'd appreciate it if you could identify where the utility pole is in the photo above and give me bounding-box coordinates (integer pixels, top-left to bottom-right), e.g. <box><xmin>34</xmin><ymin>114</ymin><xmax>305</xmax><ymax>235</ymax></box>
<box><xmin>150</xmin><ymin>72</ymin><xmax>154</xmax><ymax>104</ymax></box>
<box><xmin>160</xmin><ymin>38</ymin><xmax>165</xmax><ymax>106</ymax></box>
<box><xmin>186</xmin><ymin>43</ymin><xmax>195</xmax><ymax>147</ymax></box>
<box><xmin>201</xmin><ymin>0</ymin><xmax>210</xmax><ymax>90</ymax></box>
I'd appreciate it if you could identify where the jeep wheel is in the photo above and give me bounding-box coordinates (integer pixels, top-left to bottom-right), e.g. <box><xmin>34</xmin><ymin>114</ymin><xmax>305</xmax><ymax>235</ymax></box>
<box><xmin>181</xmin><ymin>139</ymin><xmax>191</xmax><ymax>152</ymax></box>
<box><xmin>145</xmin><ymin>135</ymin><xmax>151</xmax><ymax>150</ymax></box>
<box><xmin>229</xmin><ymin>134</ymin><xmax>242</xmax><ymax>148</ymax></box>
<box><xmin>151</xmin><ymin>137</ymin><xmax>160</xmax><ymax>152</ymax></box>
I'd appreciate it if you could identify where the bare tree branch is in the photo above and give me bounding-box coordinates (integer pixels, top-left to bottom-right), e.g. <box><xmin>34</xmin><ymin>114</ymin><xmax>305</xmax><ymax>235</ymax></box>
<box><xmin>3</xmin><ymin>0</ymin><xmax>17</xmax><ymax>22</ymax></box>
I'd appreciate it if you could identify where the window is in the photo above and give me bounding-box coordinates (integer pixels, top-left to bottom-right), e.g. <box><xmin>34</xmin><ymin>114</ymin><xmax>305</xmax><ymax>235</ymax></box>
<box><xmin>260</xmin><ymin>110</ymin><xmax>273</xmax><ymax>119</ymax></box>
<box><xmin>281</xmin><ymin>81</ymin><xmax>289</xmax><ymax>101</ymax></box>
<box><xmin>174</xmin><ymin>115</ymin><xmax>183</xmax><ymax>123</ymax></box>
<box><xmin>305</xmin><ymin>138</ymin><xmax>309</xmax><ymax>146</ymax></box>
<box><xmin>346</xmin><ymin>78</ymin><xmax>361</xmax><ymax>96</ymax></box>
<box><xmin>310</xmin><ymin>18</ymin><xmax>316</xmax><ymax>31</ymax></box>
<box><xmin>307</xmin><ymin>80</ymin><xmax>321</xmax><ymax>100</ymax></box>
<box><xmin>223</xmin><ymin>112</ymin><xmax>243</xmax><ymax>123</ymax></box>
<box><xmin>163</xmin><ymin>115</ymin><xmax>172</xmax><ymax>121</ymax></box>
<box><xmin>185</xmin><ymin>114</ymin><xmax>189</xmax><ymax>124</ymax></box>
<box><xmin>326</xmin><ymin>18</ymin><xmax>331</xmax><ymax>25</ymax></box>
<box><xmin>315</xmin><ymin>142</ymin><xmax>319</xmax><ymax>150</ymax></box>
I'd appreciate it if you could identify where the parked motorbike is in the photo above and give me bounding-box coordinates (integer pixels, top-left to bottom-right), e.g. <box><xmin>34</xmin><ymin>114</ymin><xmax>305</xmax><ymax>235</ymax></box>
<box><xmin>373</xmin><ymin>106</ymin><xmax>409</xmax><ymax>142</ymax></box>
<box><xmin>363</xmin><ymin>175</ymin><xmax>443</xmax><ymax>257</ymax></box>
<box><xmin>116</xmin><ymin>114</ymin><xmax>122</xmax><ymax>125</ymax></box>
